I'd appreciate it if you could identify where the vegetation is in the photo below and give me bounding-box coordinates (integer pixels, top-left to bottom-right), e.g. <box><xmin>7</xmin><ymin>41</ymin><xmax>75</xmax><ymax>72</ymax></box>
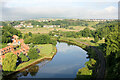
<box><xmin>24</xmin><ymin>19</ymin><xmax>92</xmax><ymax>28</ymax></box>
<box><xmin>35</xmin><ymin>44</ymin><xmax>53</xmax><ymax>55</ymax></box>
<box><xmin>104</xmin><ymin>28</ymin><xmax>120</xmax><ymax>79</ymax></box>
<box><xmin>16</xmin><ymin>44</ymin><xmax>56</xmax><ymax>70</ymax></box>
<box><xmin>28</xmin><ymin>48</ymin><xmax>39</xmax><ymax>59</ymax></box>
<box><xmin>24</xmin><ymin>34</ymin><xmax>57</xmax><ymax>45</ymax></box>
<box><xmin>19</xmin><ymin>53</ymin><xmax>29</xmax><ymax>62</ymax></box>
<box><xmin>1</xmin><ymin>20</ymin><xmax>119</xmax><ymax>79</ymax></box>
<box><xmin>1</xmin><ymin>23</ymin><xmax>22</xmax><ymax>43</ymax></box>
<box><xmin>2</xmin><ymin>53</ymin><xmax>18</xmax><ymax>71</ymax></box>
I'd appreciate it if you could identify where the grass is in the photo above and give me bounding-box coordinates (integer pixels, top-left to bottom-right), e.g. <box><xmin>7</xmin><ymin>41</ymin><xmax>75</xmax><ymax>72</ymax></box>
<box><xmin>16</xmin><ymin>26</ymin><xmax>96</xmax><ymax>34</ymax></box>
<box><xmin>36</xmin><ymin>44</ymin><xmax>53</xmax><ymax>56</ymax></box>
<box><xmin>17</xmin><ymin>27</ymin><xmax>54</xmax><ymax>34</ymax></box>
<box><xmin>16</xmin><ymin>44</ymin><xmax>56</xmax><ymax>70</ymax></box>
<box><xmin>69</xmin><ymin>26</ymin><xmax>96</xmax><ymax>31</ymax></box>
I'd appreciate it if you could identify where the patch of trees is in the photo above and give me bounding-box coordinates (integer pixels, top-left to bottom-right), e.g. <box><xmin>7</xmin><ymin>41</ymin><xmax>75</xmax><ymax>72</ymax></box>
<box><xmin>104</xmin><ymin>24</ymin><xmax>120</xmax><ymax>79</ymax></box>
<box><xmin>76</xmin><ymin>58</ymin><xmax>97</xmax><ymax>79</ymax></box>
<box><xmin>19</xmin><ymin>53</ymin><xmax>29</xmax><ymax>62</ymax></box>
<box><xmin>77</xmin><ymin>28</ymin><xmax>95</xmax><ymax>37</ymax></box>
<box><xmin>1</xmin><ymin>23</ymin><xmax>22</xmax><ymax>43</ymax></box>
<box><xmin>50</xmin><ymin>27</ymin><xmax>95</xmax><ymax>38</ymax></box>
<box><xmin>24</xmin><ymin>33</ymin><xmax>57</xmax><ymax>45</ymax></box>
<box><xmin>28</xmin><ymin>48</ymin><xmax>39</xmax><ymax>59</ymax></box>
<box><xmin>93</xmin><ymin>23</ymin><xmax>119</xmax><ymax>42</ymax></box>
<box><xmin>2</xmin><ymin>53</ymin><xmax>18</xmax><ymax>71</ymax></box>
<box><xmin>93</xmin><ymin>21</ymin><xmax>118</xmax><ymax>29</ymax></box>
<box><xmin>10</xmin><ymin>21</ymin><xmax>21</xmax><ymax>26</ymax></box>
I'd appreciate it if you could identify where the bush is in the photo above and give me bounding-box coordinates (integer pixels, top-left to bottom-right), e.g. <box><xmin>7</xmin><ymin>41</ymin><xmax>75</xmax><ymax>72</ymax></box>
<box><xmin>19</xmin><ymin>53</ymin><xmax>28</xmax><ymax>62</ymax></box>
<box><xmin>28</xmin><ymin>48</ymin><xmax>39</xmax><ymax>59</ymax></box>
<box><xmin>2</xmin><ymin>53</ymin><xmax>17</xmax><ymax>71</ymax></box>
<box><xmin>20</xmin><ymin>27</ymin><xmax>25</xmax><ymax>29</ymax></box>
<box><xmin>77</xmin><ymin>67</ymin><xmax>92</xmax><ymax>75</ymax></box>
<box><xmin>94</xmin><ymin>35</ymin><xmax>99</xmax><ymax>43</ymax></box>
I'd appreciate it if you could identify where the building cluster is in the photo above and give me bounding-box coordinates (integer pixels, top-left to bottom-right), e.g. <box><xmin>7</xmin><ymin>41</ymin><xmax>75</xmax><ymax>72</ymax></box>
<box><xmin>0</xmin><ymin>35</ymin><xmax>30</xmax><ymax>65</ymax></box>
<box><xmin>85</xmin><ymin>19</ymin><xmax>117</xmax><ymax>22</ymax></box>
<box><xmin>35</xmin><ymin>19</ymin><xmax>63</xmax><ymax>22</ymax></box>
<box><xmin>43</xmin><ymin>25</ymin><xmax>60</xmax><ymax>28</ymax></box>
<box><xmin>13</xmin><ymin>23</ymin><xmax>33</xmax><ymax>28</ymax></box>
<box><xmin>0</xmin><ymin>26</ymin><xmax>3</xmax><ymax>28</ymax></box>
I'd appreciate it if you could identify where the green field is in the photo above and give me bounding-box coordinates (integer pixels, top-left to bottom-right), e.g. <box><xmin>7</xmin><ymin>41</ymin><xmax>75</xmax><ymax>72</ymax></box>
<box><xmin>16</xmin><ymin>26</ymin><xmax>96</xmax><ymax>34</ymax></box>
<box><xmin>16</xmin><ymin>44</ymin><xmax>56</xmax><ymax>70</ymax></box>
<box><xmin>35</xmin><ymin>44</ymin><xmax>53</xmax><ymax>56</ymax></box>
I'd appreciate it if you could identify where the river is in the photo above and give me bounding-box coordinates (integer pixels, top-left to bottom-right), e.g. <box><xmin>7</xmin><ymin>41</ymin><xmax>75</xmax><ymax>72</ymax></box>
<box><xmin>7</xmin><ymin>42</ymin><xmax>89</xmax><ymax>79</ymax></box>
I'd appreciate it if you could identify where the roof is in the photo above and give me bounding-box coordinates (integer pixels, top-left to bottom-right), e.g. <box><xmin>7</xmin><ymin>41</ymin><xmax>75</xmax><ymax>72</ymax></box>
<box><xmin>12</xmin><ymin>35</ymin><xmax>19</xmax><ymax>39</ymax></box>
<box><xmin>2</xmin><ymin>55</ymin><xmax>5</xmax><ymax>58</ymax></box>
<box><xmin>0</xmin><ymin>45</ymin><xmax>13</xmax><ymax>51</ymax></box>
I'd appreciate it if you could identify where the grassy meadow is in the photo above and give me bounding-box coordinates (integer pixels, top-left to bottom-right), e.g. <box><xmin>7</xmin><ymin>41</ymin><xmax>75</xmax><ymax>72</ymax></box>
<box><xmin>16</xmin><ymin>26</ymin><xmax>96</xmax><ymax>34</ymax></box>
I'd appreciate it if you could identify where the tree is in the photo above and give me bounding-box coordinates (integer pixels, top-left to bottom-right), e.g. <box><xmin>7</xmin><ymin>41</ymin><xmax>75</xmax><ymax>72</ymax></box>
<box><xmin>28</xmin><ymin>48</ymin><xmax>39</xmax><ymax>59</ymax></box>
<box><xmin>81</xmin><ymin>27</ymin><xmax>91</xmax><ymax>37</ymax></box>
<box><xmin>94</xmin><ymin>35</ymin><xmax>99</xmax><ymax>43</ymax></box>
<box><xmin>2</xmin><ymin>53</ymin><xmax>17</xmax><ymax>71</ymax></box>
<box><xmin>105</xmin><ymin>32</ymin><xmax>120</xmax><ymax>57</ymax></box>
<box><xmin>19</xmin><ymin>53</ymin><xmax>28</xmax><ymax>62</ymax></box>
<box><xmin>28</xmin><ymin>32</ymin><xmax>32</xmax><ymax>37</ymax></box>
<box><xmin>20</xmin><ymin>26</ymin><xmax>25</xmax><ymax>29</ymax></box>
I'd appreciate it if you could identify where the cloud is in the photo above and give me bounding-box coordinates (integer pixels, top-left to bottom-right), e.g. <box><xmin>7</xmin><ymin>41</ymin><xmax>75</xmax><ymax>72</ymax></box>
<box><xmin>1</xmin><ymin>1</ymin><xmax>118</xmax><ymax>20</ymax></box>
<box><xmin>105</xmin><ymin>6</ymin><xmax>117</xmax><ymax>13</ymax></box>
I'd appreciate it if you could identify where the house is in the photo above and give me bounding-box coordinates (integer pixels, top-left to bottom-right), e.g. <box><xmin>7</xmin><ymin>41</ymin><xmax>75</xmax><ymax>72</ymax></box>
<box><xmin>43</xmin><ymin>25</ymin><xmax>60</xmax><ymax>28</ymax></box>
<box><xmin>14</xmin><ymin>25</ymin><xmax>22</xmax><ymax>28</ymax></box>
<box><xmin>0</xmin><ymin>35</ymin><xmax>30</xmax><ymax>65</ymax></box>
<box><xmin>0</xmin><ymin>26</ymin><xmax>3</xmax><ymax>28</ymax></box>
<box><xmin>26</xmin><ymin>25</ymin><xmax>33</xmax><ymax>28</ymax></box>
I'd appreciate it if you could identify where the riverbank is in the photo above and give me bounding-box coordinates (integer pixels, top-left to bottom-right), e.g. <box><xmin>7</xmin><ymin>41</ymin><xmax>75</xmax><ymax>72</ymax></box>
<box><xmin>3</xmin><ymin>44</ymin><xmax>57</xmax><ymax>77</ymax></box>
<box><xmin>58</xmin><ymin>37</ymin><xmax>105</xmax><ymax>79</ymax></box>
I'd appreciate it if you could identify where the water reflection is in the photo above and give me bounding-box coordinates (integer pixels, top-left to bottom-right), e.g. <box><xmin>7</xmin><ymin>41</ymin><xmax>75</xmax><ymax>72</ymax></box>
<box><xmin>21</xmin><ymin>70</ymin><xmax>28</xmax><ymax>76</ymax></box>
<box><xmin>28</xmin><ymin>65</ymin><xmax>39</xmax><ymax>76</ymax></box>
<box><xmin>19</xmin><ymin>65</ymin><xmax>39</xmax><ymax>77</ymax></box>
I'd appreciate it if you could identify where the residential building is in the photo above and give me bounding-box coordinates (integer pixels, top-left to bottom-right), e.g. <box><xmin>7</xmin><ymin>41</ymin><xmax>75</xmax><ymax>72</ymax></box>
<box><xmin>0</xmin><ymin>26</ymin><xmax>3</xmax><ymax>28</ymax></box>
<box><xmin>0</xmin><ymin>35</ymin><xmax>30</xmax><ymax>65</ymax></box>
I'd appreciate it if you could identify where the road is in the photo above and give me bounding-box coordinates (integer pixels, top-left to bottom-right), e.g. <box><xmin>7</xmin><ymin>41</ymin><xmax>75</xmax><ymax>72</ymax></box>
<box><xmin>76</xmin><ymin>40</ymin><xmax>106</xmax><ymax>80</ymax></box>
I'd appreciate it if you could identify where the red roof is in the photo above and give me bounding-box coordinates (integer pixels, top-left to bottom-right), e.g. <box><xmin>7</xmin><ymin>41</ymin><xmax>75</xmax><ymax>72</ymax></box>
<box><xmin>2</xmin><ymin>55</ymin><xmax>5</xmax><ymax>58</ymax></box>
<box><xmin>0</xmin><ymin>35</ymin><xmax>29</xmax><ymax>59</ymax></box>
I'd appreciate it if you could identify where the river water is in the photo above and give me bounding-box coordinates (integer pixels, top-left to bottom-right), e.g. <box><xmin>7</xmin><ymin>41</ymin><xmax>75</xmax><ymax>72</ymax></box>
<box><xmin>8</xmin><ymin>42</ymin><xmax>89</xmax><ymax>79</ymax></box>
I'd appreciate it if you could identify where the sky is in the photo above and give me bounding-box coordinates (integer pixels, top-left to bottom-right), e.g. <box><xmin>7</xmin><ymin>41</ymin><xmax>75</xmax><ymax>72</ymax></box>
<box><xmin>0</xmin><ymin>0</ymin><xmax>119</xmax><ymax>21</ymax></box>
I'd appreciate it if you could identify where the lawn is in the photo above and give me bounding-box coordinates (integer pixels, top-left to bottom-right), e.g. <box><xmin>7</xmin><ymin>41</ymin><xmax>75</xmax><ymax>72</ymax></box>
<box><xmin>35</xmin><ymin>44</ymin><xmax>53</xmax><ymax>56</ymax></box>
<box><xmin>16</xmin><ymin>44</ymin><xmax>56</xmax><ymax>70</ymax></box>
<box><xmin>17</xmin><ymin>27</ymin><xmax>54</xmax><ymax>34</ymax></box>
